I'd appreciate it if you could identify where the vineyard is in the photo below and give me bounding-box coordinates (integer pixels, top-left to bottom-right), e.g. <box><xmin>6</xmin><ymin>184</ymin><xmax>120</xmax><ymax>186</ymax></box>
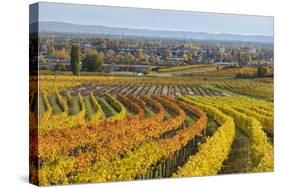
<box><xmin>29</xmin><ymin>76</ymin><xmax>274</xmax><ymax>186</ymax></box>
<box><xmin>158</xmin><ymin>64</ymin><xmax>216</xmax><ymax>73</ymax></box>
<box><xmin>183</xmin><ymin>66</ymin><xmax>258</xmax><ymax>78</ymax></box>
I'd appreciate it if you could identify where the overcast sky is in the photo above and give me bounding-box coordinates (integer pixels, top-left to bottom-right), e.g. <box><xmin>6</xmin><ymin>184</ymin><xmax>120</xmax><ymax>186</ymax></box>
<box><xmin>33</xmin><ymin>2</ymin><xmax>273</xmax><ymax>36</ymax></box>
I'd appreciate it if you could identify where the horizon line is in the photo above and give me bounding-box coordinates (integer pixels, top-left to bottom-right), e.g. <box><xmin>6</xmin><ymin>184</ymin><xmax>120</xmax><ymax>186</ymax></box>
<box><xmin>36</xmin><ymin>20</ymin><xmax>274</xmax><ymax>37</ymax></box>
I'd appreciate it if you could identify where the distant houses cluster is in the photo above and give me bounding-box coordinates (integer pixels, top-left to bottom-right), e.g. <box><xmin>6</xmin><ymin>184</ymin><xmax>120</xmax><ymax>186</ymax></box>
<box><xmin>38</xmin><ymin>33</ymin><xmax>274</xmax><ymax>72</ymax></box>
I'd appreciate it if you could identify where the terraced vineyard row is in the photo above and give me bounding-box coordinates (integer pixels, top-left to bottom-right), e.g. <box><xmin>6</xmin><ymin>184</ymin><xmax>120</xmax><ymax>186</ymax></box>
<box><xmin>29</xmin><ymin>76</ymin><xmax>274</xmax><ymax>186</ymax></box>
<box><xmin>214</xmin><ymin>80</ymin><xmax>273</xmax><ymax>101</ymax></box>
<box><xmin>30</xmin><ymin>91</ymin><xmax>211</xmax><ymax>185</ymax></box>
<box><xmin>176</xmin><ymin>95</ymin><xmax>274</xmax><ymax>172</ymax></box>
<box><xmin>68</xmin><ymin>84</ymin><xmax>223</xmax><ymax>97</ymax></box>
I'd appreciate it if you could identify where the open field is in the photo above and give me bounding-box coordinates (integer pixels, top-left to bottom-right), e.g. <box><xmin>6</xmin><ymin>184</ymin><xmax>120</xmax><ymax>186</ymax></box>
<box><xmin>148</xmin><ymin>64</ymin><xmax>217</xmax><ymax>77</ymax></box>
<box><xmin>158</xmin><ymin>64</ymin><xmax>216</xmax><ymax>73</ymax></box>
<box><xmin>29</xmin><ymin>75</ymin><xmax>274</xmax><ymax>186</ymax></box>
<box><xmin>181</xmin><ymin>66</ymin><xmax>258</xmax><ymax>78</ymax></box>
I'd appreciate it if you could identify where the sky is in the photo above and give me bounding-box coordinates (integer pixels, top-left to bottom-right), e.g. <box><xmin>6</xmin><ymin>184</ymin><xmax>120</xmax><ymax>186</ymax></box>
<box><xmin>33</xmin><ymin>2</ymin><xmax>274</xmax><ymax>36</ymax></box>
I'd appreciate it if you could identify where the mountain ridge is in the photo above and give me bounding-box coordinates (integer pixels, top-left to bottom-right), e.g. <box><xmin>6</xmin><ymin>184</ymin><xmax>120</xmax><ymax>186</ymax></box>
<box><xmin>33</xmin><ymin>21</ymin><xmax>273</xmax><ymax>43</ymax></box>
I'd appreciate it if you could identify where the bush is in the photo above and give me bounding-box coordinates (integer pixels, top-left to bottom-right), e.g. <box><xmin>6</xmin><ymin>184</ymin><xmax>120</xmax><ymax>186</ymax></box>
<box><xmin>256</xmin><ymin>64</ymin><xmax>271</xmax><ymax>77</ymax></box>
<box><xmin>83</xmin><ymin>51</ymin><xmax>104</xmax><ymax>71</ymax></box>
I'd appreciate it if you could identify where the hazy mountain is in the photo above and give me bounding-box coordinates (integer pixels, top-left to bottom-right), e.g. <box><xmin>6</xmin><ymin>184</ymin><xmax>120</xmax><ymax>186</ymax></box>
<box><xmin>34</xmin><ymin>21</ymin><xmax>273</xmax><ymax>43</ymax></box>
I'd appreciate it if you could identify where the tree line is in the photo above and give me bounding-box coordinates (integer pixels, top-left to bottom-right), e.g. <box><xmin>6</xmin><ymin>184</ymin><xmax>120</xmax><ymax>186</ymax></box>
<box><xmin>70</xmin><ymin>44</ymin><xmax>104</xmax><ymax>76</ymax></box>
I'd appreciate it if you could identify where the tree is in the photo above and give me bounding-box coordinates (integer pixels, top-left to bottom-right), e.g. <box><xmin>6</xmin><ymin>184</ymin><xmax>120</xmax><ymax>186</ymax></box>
<box><xmin>256</xmin><ymin>62</ymin><xmax>270</xmax><ymax>77</ymax></box>
<box><xmin>83</xmin><ymin>51</ymin><xmax>104</xmax><ymax>71</ymax></box>
<box><xmin>47</xmin><ymin>43</ymin><xmax>55</xmax><ymax>58</ymax></box>
<box><xmin>136</xmin><ymin>49</ymin><xmax>145</xmax><ymax>60</ymax></box>
<box><xmin>70</xmin><ymin>44</ymin><xmax>81</xmax><ymax>75</ymax></box>
<box><xmin>245</xmin><ymin>52</ymin><xmax>252</xmax><ymax>63</ymax></box>
<box><xmin>54</xmin><ymin>62</ymin><xmax>67</xmax><ymax>71</ymax></box>
<box><xmin>123</xmin><ymin>53</ymin><xmax>136</xmax><ymax>64</ymax></box>
<box><xmin>106</xmin><ymin>49</ymin><xmax>115</xmax><ymax>57</ymax></box>
<box><xmin>56</xmin><ymin>47</ymin><xmax>68</xmax><ymax>59</ymax></box>
<box><xmin>163</xmin><ymin>50</ymin><xmax>172</xmax><ymax>60</ymax></box>
<box><xmin>183</xmin><ymin>54</ymin><xmax>193</xmax><ymax>63</ymax></box>
<box><xmin>105</xmin><ymin>50</ymin><xmax>116</xmax><ymax>64</ymax></box>
<box><xmin>39</xmin><ymin>57</ymin><xmax>46</xmax><ymax>64</ymax></box>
